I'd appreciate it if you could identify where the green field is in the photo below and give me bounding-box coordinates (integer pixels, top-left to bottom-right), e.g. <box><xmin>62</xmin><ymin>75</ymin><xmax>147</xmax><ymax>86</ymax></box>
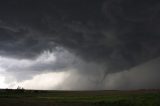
<box><xmin>0</xmin><ymin>89</ymin><xmax>160</xmax><ymax>106</ymax></box>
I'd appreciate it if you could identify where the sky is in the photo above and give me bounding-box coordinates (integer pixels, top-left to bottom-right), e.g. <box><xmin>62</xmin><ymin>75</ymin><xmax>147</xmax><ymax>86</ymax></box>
<box><xmin>0</xmin><ymin>0</ymin><xmax>160</xmax><ymax>90</ymax></box>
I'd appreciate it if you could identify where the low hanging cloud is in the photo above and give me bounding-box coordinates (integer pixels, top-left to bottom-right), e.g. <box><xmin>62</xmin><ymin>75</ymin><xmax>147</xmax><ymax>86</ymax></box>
<box><xmin>0</xmin><ymin>47</ymin><xmax>106</xmax><ymax>89</ymax></box>
<box><xmin>54</xmin><ymin>57</ymin><xmax>160</xmax><ymax>90</ymax></box>
<box><xmin>1</xmin><ymin>48</ymin><xmax>160</xmax><ymax>90</ymax></box>
<box><xmin>0</xmin><ymin>0</ymin><xmax>160</xmax><ymax>90</ymax></box>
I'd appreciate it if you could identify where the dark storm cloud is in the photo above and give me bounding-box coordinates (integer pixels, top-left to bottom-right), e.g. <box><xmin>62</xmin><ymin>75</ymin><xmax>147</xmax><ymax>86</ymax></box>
<box><xmin>0</xmin><ymin>0</ymin><xmax>160</xmax><ymax>76</ymax></box>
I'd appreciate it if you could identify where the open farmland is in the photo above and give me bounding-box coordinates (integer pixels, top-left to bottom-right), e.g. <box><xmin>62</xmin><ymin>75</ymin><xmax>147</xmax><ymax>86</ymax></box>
<box><xmin>0</xmin><ymin>89</ymin><xmax>160</xmax><ymax>106</ymax></box>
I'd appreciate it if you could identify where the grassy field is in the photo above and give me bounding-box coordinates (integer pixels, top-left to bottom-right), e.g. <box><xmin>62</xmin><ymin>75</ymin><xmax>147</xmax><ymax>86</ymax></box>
<box><xmin>0</xmin><ymin>89</ymin><xmax>160</xmax><ymax>106</ymax></box>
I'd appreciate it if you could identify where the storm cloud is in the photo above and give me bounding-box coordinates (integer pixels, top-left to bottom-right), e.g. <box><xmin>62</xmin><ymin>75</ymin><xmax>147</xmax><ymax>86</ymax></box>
<box><xmin>0</xmin><ymin>0</ymin><xmax>160</xmax><ymax>90</ymax></box>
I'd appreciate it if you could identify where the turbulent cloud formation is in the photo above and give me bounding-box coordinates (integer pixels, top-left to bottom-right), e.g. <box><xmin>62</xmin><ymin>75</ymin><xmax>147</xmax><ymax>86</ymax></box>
<box><xmin>0</xmin><ymin>0</ymin><xmax>160</xmax><ymax>90</ymax></box>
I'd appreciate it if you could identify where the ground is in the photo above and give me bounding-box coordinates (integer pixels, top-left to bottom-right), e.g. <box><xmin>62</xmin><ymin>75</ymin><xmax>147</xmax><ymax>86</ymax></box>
<box><xmin>0</xmin><ymin>89</ymin><xmax>160</xmax><ymax>106</ymax></box>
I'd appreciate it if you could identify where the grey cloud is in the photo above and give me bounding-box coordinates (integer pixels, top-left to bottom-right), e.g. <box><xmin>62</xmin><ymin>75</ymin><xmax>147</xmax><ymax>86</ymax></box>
<box><xmin>0</xmin><ymin>0</ymin><xmax>160</xmax><ymax>89</ymax></box>
<box><xmin>55</xmin><ymin>57</ymin><xmax>160</xmax><ymax>90</ymax></box>
<box><xmin>103</xmin><ymin>0</ymin><xmax>160</xmax><ymax>22</ymax></box>
<box><xmin>104</xmin><ymin>57</ymin><xmax>160</xmax><ymax>90</ymax></box>
<box><xmin>1</xmin><ymin>48</ymin><xmax>107</xmax><ymax>88</ymax></box>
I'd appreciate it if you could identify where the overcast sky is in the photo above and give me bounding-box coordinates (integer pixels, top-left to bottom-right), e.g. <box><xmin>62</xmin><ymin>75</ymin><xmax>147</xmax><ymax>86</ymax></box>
<box><xmin>0</xmin><ymin>0</ymin><xmax>160</xmax><ymax>90</ymax></box>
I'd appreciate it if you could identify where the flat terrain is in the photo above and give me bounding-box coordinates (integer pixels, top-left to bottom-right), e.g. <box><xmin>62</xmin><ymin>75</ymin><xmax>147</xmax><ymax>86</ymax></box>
<box><xmin>0</xmin><ymin>89</ymin><xmax>160</xmax><ymax>106</ymax></box>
